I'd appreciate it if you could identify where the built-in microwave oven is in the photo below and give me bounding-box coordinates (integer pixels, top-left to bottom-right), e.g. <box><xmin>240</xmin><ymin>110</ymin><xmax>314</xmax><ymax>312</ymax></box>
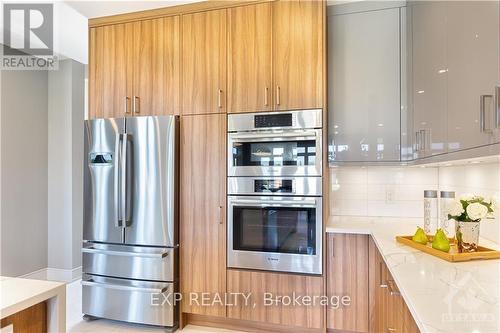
<box><xmin>227</xmin><ymin>109</ymin><xmax>322</xmax><ymax>177</ymax></box>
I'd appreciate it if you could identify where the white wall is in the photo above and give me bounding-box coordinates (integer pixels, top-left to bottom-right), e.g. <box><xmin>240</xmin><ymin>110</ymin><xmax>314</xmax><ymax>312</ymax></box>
<box><xmin>47</xmin><ymin>58</ymin><xmax>84</xmax><ymax>271</ymax></box>
<box><xmin>0</xmin><ymin>70</ymin><xmax>49</xmax><ymax>277</ymax></box>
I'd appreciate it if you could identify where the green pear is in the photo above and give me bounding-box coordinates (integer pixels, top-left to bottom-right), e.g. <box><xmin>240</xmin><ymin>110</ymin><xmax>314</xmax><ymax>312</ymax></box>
<box><xmin>412</xmin><ymin>227</ymin><xmax>429</xmax><ymax>245</ymax></box>
<box><xmin>432</xmin><ymin>229</ymin><xmax>451</xmax><ymax>253</ymax></box>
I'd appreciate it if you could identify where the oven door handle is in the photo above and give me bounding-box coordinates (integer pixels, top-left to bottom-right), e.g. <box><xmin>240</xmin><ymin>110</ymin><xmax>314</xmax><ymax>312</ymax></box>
<box><xmin>230</xmin><ymin>199</ymin><xmax>318</xmax><ymax>207</ymax></box>
<box><xmin>229</xmin><ymin>130</ymin><xmax>319</xmax><ymax>141</ymax></box>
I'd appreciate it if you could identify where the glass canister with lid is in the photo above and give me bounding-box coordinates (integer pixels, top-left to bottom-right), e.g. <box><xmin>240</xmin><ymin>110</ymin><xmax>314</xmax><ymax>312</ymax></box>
<box><xmin>424</xmin><ymin>190</ymin><xmax>438</xmax><ymax>235</ymax></box>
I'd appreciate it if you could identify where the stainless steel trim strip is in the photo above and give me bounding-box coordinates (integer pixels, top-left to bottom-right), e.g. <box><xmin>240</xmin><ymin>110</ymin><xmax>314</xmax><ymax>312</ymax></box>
<box><xmin>81</xmin><ymin>247</ymin><xmax>169</xmax><ymax>258</ymax></box>
<box><xmin>496</xmin><ymin>86</ymin><xmax>500</xmax><ymax>128</ymax></box>
<box><xmin>82</xmin><ymin>279</ymin><xmax>169</xmax><ymax>293</ymax></box>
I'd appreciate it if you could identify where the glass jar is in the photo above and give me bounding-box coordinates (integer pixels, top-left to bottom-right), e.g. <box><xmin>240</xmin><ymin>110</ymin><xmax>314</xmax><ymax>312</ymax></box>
<box><xmin>424</xmin><ymin>190</ymin><xmax>438</xmax><ymax>235</ymax></box>
<box><xmin>439</xmin><ymin>191</ymin><xmax>456</xmax><ymax>237</ymax></box>
<box><xmin>455</xmin><ymin>221</ymin><xmax>480</xmax><ymax>252</ymax></box>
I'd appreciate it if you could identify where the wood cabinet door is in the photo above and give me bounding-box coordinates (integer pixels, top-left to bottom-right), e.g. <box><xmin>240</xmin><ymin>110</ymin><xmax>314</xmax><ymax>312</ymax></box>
<box><xmin>132</xmin><ymin>16</ymin><xmax>180</xmax><ymax>116</ymax></box>
<box><xmin>369</xmin><ymin>237</ymin><xmax>387</xmax><ymax>333</ymax></box>
<box><xmin>272</xmin><ymin>0</ymin><xmax>324</xmax><ymax>111</ymax></box>
<box><xmin>227</xmin><ymin>269</ymin><xmax>324</xmax><ymax>329</ymax></box>
<box><xmin>227</xmin><ymin>2</ymin><xmax>272</xmax><ymax>113</ymax></box>
<box><xmin>88</xmin><ymin>23</ymin><xmax>133</xmax><ymax>119</ymax></box>
<box><xmin>180</xmin><ymin>114</ymin><xmax>226</xmax><ymax>317</ymax></box>
<box><xmin>182</xmin><ymin>9</ymin><xmax>227</xmax><ymax>115</ymax></box>
<box><xmin>327</xmin><ymin>233</ymin><xmax>369</xmax><ymax>332</ymax></box>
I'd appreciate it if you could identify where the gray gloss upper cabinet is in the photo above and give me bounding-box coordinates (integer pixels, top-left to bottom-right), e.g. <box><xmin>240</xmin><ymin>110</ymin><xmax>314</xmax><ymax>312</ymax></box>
<box><xmin>446</xmin><ymin>1</ymin><xmax>500</xmax><ymax>152</ymax></box>
<box><xmin>328</xmin><ymin>6</ymin><xmax>402</xmax><ymax>163</ymax></box>
<box><xmin>411</xmin><ymin>2</ymin><xmax>448</xmax><ymax>158</ymax></box>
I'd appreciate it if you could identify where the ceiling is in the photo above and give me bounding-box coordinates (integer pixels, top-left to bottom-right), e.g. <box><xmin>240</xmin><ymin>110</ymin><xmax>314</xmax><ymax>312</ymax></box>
<box><xmin>65</xmin><ymin>0</ymin><xmax>202</xmax><ymax>19</ymax></box>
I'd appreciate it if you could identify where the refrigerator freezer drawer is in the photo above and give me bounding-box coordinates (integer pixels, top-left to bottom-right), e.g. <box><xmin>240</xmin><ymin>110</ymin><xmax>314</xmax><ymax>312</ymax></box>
<box><xmin>82</xmin><ymin>274</ymin><xmax>177</xmax><ymax>327</ymax></box>
<box><xmin>82</xmin><ymin>243</ymin><xmax>177</xmax><ymax>282</ymax></box>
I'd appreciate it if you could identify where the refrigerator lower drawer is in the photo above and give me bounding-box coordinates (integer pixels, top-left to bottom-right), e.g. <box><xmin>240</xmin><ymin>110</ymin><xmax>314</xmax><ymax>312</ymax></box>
<box><xmin>82</xmin><ymin>274</ymin><xmax>176</xmax><ymax>327</ymax></box>
<box><xmin>82</xmin><ymin>243</ymin><xmax>177</xmax><ymax>281</ymax></box>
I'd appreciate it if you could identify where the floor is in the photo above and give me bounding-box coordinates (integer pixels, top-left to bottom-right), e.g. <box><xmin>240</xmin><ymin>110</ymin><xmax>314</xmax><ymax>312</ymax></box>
<box><xmin>67</xmin><ymin>280</ymin><xmax>243</xmax><ymax>333</ymax></box>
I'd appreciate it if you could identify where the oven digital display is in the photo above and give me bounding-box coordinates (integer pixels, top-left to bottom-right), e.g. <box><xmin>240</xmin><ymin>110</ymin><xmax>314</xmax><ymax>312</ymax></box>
<box><xmin>254</xmin><ymin>113</ymin><xmax>293</xmax><ymax>128</ymax></box>
<box><xmin>254</xmin><ymin>180</ymin><xmax>293</xmax><ymax>193</ymax></box>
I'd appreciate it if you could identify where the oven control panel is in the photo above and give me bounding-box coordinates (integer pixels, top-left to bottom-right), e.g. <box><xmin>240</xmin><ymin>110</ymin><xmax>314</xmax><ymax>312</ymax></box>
<box><xmin>254</xmin><ymin>179</ymin><xmax>293</xmax><ymax>193</ymax></box>
<box><xmin>254</xmin><ymin>113</ymin><xmax>293</xmax><ymax>128</ymax></box>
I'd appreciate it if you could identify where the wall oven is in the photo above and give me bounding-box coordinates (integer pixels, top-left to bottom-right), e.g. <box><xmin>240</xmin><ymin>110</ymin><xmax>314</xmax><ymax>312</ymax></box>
<box><xmin>227</xmin><ymin>177</ymin><xmax>322</xmax><ymax>275</ymax></box>
<box><xmin>228</xmin><ymin>109</ymin><xmax>322</xmax><ymax>177</ymax></box>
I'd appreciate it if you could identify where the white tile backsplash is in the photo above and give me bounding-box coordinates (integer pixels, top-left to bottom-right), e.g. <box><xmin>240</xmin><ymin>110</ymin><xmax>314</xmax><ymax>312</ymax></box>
<box><xmin>330</xmin><ymin>160</ymin><xmax>500</xmax><ymax>243</ymax></box>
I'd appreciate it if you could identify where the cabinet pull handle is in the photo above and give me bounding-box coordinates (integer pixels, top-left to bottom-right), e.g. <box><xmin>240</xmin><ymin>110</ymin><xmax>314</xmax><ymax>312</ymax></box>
<box><xmin>124</xmin><ymin>97</ymin><xmax>130</xmax><ymax>114</ymax></box>
<box><xmin>480</xmin><ymin>94</ymin><xmax>493</xmax><ymax>133</ymax></box>
<box><xmin>415</xmin><ymin>131</ymin><xmax>420</xmax><ymax>152</ymax></box>
<box><xmin>218</xmin><ymin>206</ymin><xmax>223</xmax><ymax>224</ymax></box>
<box><xmin>495</xmin><ymin>86</ymin><xmax>500</xmax><ymax>129</ymax></box>
<box><xmin>387</xmin><ymin>279</ymin><xmax>401</xmax><ymax>296</ymax></box>
<box><xmin>379</xmin><ymin>261</ymin><xmax>388</xmax><ymax>288</ymax></box>
<box><xmin>133</xmin><ymin>96</ymin><xmax>140</xmax><ymax>114</ymax></box>
<box><xmin>387</xmin><ymin>328</ymin><xmax>396</xmax><ymax>332</ymax></box>
<box><xmin>218</xmin><ymin>89</ymin><xmax>223</xmax><ymax>109</ymax></box>
<box><xmin>276</xmin><ymin>86</ymin><xmax>281</xmax><ymax>106</ymax></box>
<box><xmin>264</xmin><ymin>87</ymin><xmax>269</xmax><ymax>106</ymax></box>
<box><xmin>419</xmin><ymin>129</ymin><xmax>426</xmax><ymax>152</ymax></box>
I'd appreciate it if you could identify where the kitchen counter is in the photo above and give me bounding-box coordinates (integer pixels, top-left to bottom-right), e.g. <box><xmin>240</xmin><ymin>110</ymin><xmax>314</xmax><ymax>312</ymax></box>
<box><xmin>327</xmin><ymin>216</ymin><xmax>500</xmax><ymax>333</ymax></box>
<box><xmin>0</xmin><ymin>276</ymin><xmax>66</xmax><ymax>332</ymax></box>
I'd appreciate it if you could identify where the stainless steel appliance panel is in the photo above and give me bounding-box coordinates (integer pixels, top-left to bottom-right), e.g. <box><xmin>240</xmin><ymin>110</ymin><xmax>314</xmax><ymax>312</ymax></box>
<box><xmin>228</xmin><ymin>128</ymin><xmax>322</xmax><ymax>177</ymax></box>
<box><xmin>227</xmin><ymin>196</ymin><xmax>322</xmax><ymax>275</ymax></box>
<box><xmin>227</xmin><ymin>177</ymin><xmax>322</xmax><ymax>196</ymax></box>
<box><xmin>124</xmin><ymin>116</ymin><xmax>178</xmax><ymax>247</ymax></box>
<box><xmin>82</xmin><ymin>243</ymin><xmax>177</xmax><ymax>282</ymax></box>
<box><xmin>82</xmin><ymin>274</ymin><xmax>175</xmax><ymax>327</ymax></box>
<box><xmin>84</xmin><ymin>118</ymin><xmax>125</xmax><ymax>244</ymax></box>
<box><xmin>228</xmin><ymin>109</ymin><xmax>322</xmax><ymax>132</ymax></box>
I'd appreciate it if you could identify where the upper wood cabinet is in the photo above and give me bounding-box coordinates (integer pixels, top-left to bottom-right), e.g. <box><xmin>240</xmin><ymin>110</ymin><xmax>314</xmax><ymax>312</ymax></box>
<box><xmin>182</xmin><ymin>9</ymin><xmax>227</xmax><ymax>115</ymax></box>
<box><xmin>88</xmin><ymin>16</ymin><xmax>179</xmax><ymax>119</ymax></box>
<box><xmin>227</xmin><ymin>2</ymin><xmax>273</xmax><ymax>113</ymax></box>
<box><xmin>180</xmin><ymin>114</ymin><xmax>226</xmax><ymax>317</ymax></box>
<box><xmin>132</xmin><ymin>16</ymin><xmax>180</xmax><ymax>116</ymax></box>
<box><xmin>89</xmin><ymin>23</ymin><xmax>131</xmax><ymax>119</ymax></box>
<box><xmin>327</xmin><ymin>233</ymin><xmax>369</xmax><ymax>333</ymax></box>
<box><xmin>273</xmin><ymin>0</ymin><xmax>324</xmax><ymax>111</ymax></box>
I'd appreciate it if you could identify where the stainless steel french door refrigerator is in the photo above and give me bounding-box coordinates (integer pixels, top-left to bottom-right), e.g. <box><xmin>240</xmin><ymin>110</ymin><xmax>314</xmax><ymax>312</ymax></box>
<box><xmin>82</xmin><ymin>116</ymin><xmax>179</xmax><ymax>329</ymax></box>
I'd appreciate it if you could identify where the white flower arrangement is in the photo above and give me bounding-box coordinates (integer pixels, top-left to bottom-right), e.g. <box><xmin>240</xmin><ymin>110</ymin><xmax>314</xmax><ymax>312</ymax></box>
<box><xmin>447</xmin><ymin>195</ymin><xmax>495</xmax><ymax>222</ymax></box>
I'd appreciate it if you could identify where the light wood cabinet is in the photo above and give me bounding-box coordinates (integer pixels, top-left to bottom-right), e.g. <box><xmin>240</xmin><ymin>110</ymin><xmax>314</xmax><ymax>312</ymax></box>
<box><xmin>368</xmin><ymin>238</ymin><xmax>420</xmax><ymax>333</ymax></box>
<box><xmin>89</xmin><ymin>23</ymin><xmax>131</xmax><ymax>119</ymax></box>
<box><xmin>180</xmin><ymin>114</ymin><xmax>226</xmax><ymax>317</ymax></box>
<box><xmin>132</xmin><ymin>16</ymin><xmax>180</xmax><ymax>116</ymax></box>
<box><xmin>273</xmin><ymin>0</ymin><xmax>324</xmax><ymax>111</ymax></box>
<box><xmin>182</xmin><ymin>9</ymin><xmax>227</xmax><ymax>115</ymax></box>
<box><xmin>227</xmin><ymin>2</ymin><xmax>273</xmax><ymax>113</ymax></box>
<box><xmin>326</xmin><ymin>233</ymin><xmax>369</xmax><ymax>332</ymax></box>
<box><xmin>227</xmin><ymin>269</ymin><xmax>323</xmax><ymax>329</ymax></box>
<box><xmin>88</xmin><ymin>17</ymin><xmax>179</xmax><ymax>119</ymax></box>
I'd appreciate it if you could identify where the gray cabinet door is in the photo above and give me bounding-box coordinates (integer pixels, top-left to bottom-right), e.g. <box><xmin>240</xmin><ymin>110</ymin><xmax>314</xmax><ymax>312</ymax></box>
<box><xmin>124</xmin><ymin>116</ymin><xmax>177</xmax><ymax>247</ymax></box>
<box><xmin>84</xmin><ymin>118</ymin><xmax>125</xmax><ymax>243</ymax></box>
<box><xmin>446</xmin><ymin>0</ymin><xmax>500</xmax><ymax>151</ymax></box>
<box><xmin>328</xmin><ymin>7</ymin><xmax>401</xmax><ymax>162</ymax></box>
<box><xmin>411</xmin><ymin>1</ymin><xmax>448</xmax><ymax>158</ymax></box>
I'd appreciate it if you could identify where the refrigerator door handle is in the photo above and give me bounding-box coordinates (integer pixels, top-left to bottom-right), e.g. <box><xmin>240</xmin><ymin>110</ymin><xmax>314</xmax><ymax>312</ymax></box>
<box><xmin>121</xmin><ymin>133</ymin><xmax>130</xmax><ymax>227</ymax></box>
<box><xmin>82</xmin><ymin>247</ymin><xmax>169</xmax><ymax>258</ymax></box>
<box><xmin>114</xmin><ymin>134</ymin><xmax>123</xmax><ymax>227</ymax></box>
<box><xmin>82</xmin><ymin>279</ymin><xmax>169</xmax><ymax>293</ymax></box>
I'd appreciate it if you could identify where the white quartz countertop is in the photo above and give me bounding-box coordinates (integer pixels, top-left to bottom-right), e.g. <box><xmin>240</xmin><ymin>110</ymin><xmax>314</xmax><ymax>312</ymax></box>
<box><xmin>0</xmin><ymin>276</ymin><xmax>66</xmax><ymax>332</ymax></box>
<box><xmin>327</xmin><ymin>216</ymin><xmax>500</xmax><ymax>333</ymax></box>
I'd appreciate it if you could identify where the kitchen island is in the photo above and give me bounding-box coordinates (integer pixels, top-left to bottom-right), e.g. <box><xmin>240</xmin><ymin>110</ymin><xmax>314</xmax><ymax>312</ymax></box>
<box><xmin>0</xmin><ymin>276</ymin><xmax>66</xmax><ymax>332</ymax></box>
<box><xmin>327</xmin><ymin>216</ymin><xmax>500</xmax><ymax>333</ymax></box>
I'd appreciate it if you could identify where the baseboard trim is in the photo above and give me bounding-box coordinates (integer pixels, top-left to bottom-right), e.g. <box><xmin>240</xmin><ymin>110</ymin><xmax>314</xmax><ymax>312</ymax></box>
<box><xmin>185</xmin><ymin>313</ymin><xmax>323</xmax><ymax>333</ymax></box>
<box><xmin>20</xmin><ymin>266</ymin><xmax>82</xmax><ymax>282</ymax></box>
